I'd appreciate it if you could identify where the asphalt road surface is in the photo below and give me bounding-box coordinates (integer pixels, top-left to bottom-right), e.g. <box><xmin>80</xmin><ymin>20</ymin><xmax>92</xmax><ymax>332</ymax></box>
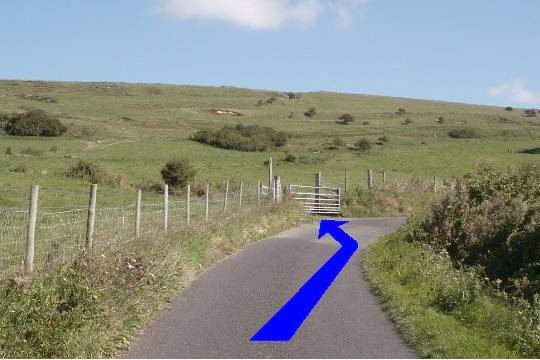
<box><xmin>124</xmin><ymin>218</ymin><xmax>416</xmax><ymax>358</ymax></box>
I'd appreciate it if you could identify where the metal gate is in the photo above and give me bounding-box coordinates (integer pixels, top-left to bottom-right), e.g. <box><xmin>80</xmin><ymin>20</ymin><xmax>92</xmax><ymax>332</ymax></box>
<box><xmin>288</xmin><ymin>185</ymin><xmax>341</xmax><ymax>215</ymax></box>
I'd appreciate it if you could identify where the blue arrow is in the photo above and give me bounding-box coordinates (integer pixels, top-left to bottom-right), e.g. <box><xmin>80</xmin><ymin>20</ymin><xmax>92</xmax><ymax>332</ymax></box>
<box><xmin>251</xmin><ymin>220</ymin><xmax>359</xmax><ymax>342</ymax></box>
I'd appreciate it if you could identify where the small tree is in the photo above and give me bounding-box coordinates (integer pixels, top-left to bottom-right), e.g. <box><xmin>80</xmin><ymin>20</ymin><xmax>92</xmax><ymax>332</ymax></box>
<box><xmin>304</xmin><ymin>107</ymin><xmax>317</xmax><ymax>118</ymax></box>
<box><xmin>287</xmin><ymin>92</ymin><xmax>297</xmax><ymax>100</ymax></box>
<box><xmin>355</xmin><ymin>138</ymin><xmax>372</xmax><ymax>152</ymax></box>
<box><xmin>523</xmin><ymin>109</ymin><xmax>537</xmax><ymax>117</ymax></box>
<box><xmin>505</xmin><ymin>107</ymin><xmax>514</xmax><ymax>112</ymax></box>
<box><xmin>338</xmin><ymin>113</ymin><xmax>355</xmax><ymax>124</ymax></box>
<box><xmin>161</xmin><ymin>158</ymin><xmax>197</xmax><ymax>189</ymax></box>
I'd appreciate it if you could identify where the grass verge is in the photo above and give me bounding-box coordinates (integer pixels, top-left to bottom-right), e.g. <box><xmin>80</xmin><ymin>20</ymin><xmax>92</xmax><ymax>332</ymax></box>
<box><xmin>0</xmin><ymin>202</ymin><xmax>306</xmax><ymax>358</ymax></box>
<box><xmin>363</xmin><ymin>228</ymin><xmax>540</xmax><ymax>358</ymax></box>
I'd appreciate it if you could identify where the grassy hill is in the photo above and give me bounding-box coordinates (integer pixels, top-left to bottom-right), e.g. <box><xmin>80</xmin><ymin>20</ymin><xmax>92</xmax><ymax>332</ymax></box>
<box><xmin>0</xmin><ymin>80</ymin><xmax>538</xmax><ymax>207</ymax></box>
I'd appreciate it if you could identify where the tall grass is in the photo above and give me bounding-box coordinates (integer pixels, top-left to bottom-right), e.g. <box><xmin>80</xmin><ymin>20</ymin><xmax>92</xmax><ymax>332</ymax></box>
<box><xmin>0</xmin><ymin>202</ymin><xmax>306</xmax><ymax>358</ymax></box>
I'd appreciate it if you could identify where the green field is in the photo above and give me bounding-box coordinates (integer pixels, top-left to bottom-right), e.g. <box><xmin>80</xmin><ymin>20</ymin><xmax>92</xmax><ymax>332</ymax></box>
<box><xmin>1</xmin><ymin>80</ymin><xmax>538</xmax><ymax>208</ymax></box>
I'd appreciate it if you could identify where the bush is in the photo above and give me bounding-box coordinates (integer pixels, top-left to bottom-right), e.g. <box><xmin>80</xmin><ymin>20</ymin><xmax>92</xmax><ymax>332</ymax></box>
<box><xmin>190</xmin><ymin>124</ymin><xmax>287</xmax><ymax>152</ymax></box>
<box><xmin>355</xmin><ymin>138</ymin><xmax>372</xmax><ymax>152</ymax></box>
<box><xmin>505</xmin><ymin>107</ymin><xmax>514</xmax><ymax>112</ymax></box>
<box><xmin>304</xmin><ymin>107</ymin><xmax>317</xmax><ymax>118</ymax></box>
<box><xmin>413</xmin><ymin>165</ymin><xmax>540</xmax><ymax>301</ymax></box>
<box><xmin>448</xmin><ymin>128</ymin><xmax>479</xmax><ymax>138</ymax></box>
<box><xmin>65</xmin><ymin>160</ymin><xmax>123</xmax><ymax>186</ymax></box>
<box><xmin>523</xmin><ymin>109</ymin><xmax>537</xmax><ymax>117</ymax></box>
<box><xmin>4</xmin><ymin>109</ymin><xmax>66</xmax><ymax>137</ymax></box>
<box><xmin>378</xmin><ymin>136</ymin><xmax>389</xmax><ymax>143</ymax></box>
<box><xmin>287</xmin><ymin>92</ymin><xmax>297</xmax><ymax>100</ymax></box>
<box><xmin>396</xmin><ymin>108</ymin><xmax>407</xmax><ymax>115</ymax></box>
<box><xmin>338</xmin><ymin>113</ymin><xmax>354</xmax><ymax>124</ymax></box>
<box><xmin>521</xmin><ymin>147</ymin><xmax>540</xmax><ymax>154</ymax></box>
<box><xmin>5</xmin><ymin>147</ymin><xmax>12</xmax><ymax>155</ymax></box>
<box><xmin>160</xmin><ymin>158</ymin><xmax>197</xmax><ymax>189</ymax></box>
<box><xmin>402</xmin><ymin>118</ymin><xmax>413</xmax><ymax>125</ymax></box>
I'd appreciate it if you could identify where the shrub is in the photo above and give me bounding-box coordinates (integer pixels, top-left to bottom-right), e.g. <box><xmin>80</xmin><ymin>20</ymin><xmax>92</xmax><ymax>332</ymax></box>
<box><xmin>448</xmin><ymin>128</ymin><xmax>480</xmax><ymax>138</ymax></box>
<box><xmin>5</xmin><ymin>147</ymin><xmax>12</xmax><ymax>155</ymax></box>
<box><xmin>4</xmin><ymin>109</ymin><xmax>66</xmax><ymax>137</ymax></box>
<box><xmin>378</xmin><ymin>136</ymin><xmax>389</xmax><ymax>143</ymax></box>
<box><xmin>362</xmin><ymin>121</ymin><xmax>370</xmax><ymax>125</ymax></box>
<box><xmin>414</xmin><ymin>165</ymin><xmax>540</xmax><ymax>301</ymax></box>
<box><xmin>523</xmin><ymin>109</ymin><xmax>537</xmax><ymax>117</ymax></box>
<box><xmin>505</xmin><ymin>106</ymin><xmax>514</xmax><ymax>112</ymax></box>
<box><xmin>402</xmin><ymin>118</ymin><xmax>413</xmax><ymax>125</ymax></box>
<box><xmin>0</xmin><ymin>112</ymin><xmax>8</xmax><ymax>127</ymax></box>
<box><xmin>287</xmin><ymin>92</ymin><xmax>297</xmax><ymax>100</ymax></box>
<box><xmin>437</xmin><ymin>116</ymin><xmax>445</xmax><ymax>124</ymax></box>
<box><xmin>190</xmin><ymin>124</ymin><xmax>287</xmax><ymax>152</ymax></box>
<box><xmin>355</xmin><ymin>138</ymin><xmax>372</xmax><ymax>152</ymax></box>
<box><xmin>338</xmin><ymin>113</ymin><xmax>354</xmax><ymax>124</ymax></box>
<box><xmin>304</xmin><ymin>107</ymin><xmax>317</xmax><ymax>118</ymax></box>
<box><xmin>65</xmin><ymin>160</ymin><xmax>123</xmax><ymax>186</ymax></box>
<box><xmin>161</xmin><ymin>158</ymin><xmax>197</xmax><ymax>189</ymax></box>
<box><xmin>396</xmin><ymin>108</ymin><xmax>407</xmax><ymax>115</ymax></box>
<box><xmin>521</xmin><ymin>147</ymin><xmax>540</xmax><ymax>154</ymax></box>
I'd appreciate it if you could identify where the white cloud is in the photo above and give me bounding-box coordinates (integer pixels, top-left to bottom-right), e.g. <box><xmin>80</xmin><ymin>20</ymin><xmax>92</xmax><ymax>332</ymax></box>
<box><xmin>488</xmin><ymin>78</ymin><xmax>540</xmax><ymax>105</ymax></box>
<box><xmin>154</xmin><ymin>0</ymin><xmax>367</xmax><ymax>30</ymax></box>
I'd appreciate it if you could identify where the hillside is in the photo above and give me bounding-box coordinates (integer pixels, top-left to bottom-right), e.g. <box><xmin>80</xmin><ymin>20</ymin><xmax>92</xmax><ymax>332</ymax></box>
<box><xmin>0</xmin><ymin>80</ymin><xmax>538</xmax><ymax>207</ymax></box>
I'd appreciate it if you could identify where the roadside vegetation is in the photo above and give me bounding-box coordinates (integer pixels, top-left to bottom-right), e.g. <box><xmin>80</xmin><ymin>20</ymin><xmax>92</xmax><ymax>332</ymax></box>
<box><xmin>364</xmin><ymin>165</ymin><xmax>540</xmax><ymax>358</ymax></box>
<box><xmin>0</xmin><ymin>202</ymin><xmax>306</xmax><ymax>358</ymax></box>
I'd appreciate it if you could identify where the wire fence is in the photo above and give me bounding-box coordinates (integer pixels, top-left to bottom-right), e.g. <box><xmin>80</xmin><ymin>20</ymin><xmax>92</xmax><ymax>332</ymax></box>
<box><xmin>0</xmin><ymin>182</ymin><xmax>266</xmax><ymax>278</ymax></box>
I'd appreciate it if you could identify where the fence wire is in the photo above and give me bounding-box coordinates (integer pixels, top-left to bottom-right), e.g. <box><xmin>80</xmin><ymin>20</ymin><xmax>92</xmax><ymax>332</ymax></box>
<box><xmin>0</xmin><ymin>186</ymin><xmax>262</xmax><ymax>277</ymax></box>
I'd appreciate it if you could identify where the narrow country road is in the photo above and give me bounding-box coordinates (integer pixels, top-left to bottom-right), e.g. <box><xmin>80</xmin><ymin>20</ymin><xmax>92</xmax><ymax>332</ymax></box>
<box><xmin>124</xmin><ymin>218</ymin><xmax>416</xmax><ymax>358</ymax></box>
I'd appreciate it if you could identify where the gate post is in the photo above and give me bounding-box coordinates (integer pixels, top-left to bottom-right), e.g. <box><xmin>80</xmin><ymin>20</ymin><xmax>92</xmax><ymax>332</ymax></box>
<box><xmin>315</xmin><ymin>172</ymin><xmax>322</xmax><ymax>210</ymax></box>
<box><xmin>274</xmin><ymin>176</ymin><xmax>282</xmax><ymax>203</ymax></box>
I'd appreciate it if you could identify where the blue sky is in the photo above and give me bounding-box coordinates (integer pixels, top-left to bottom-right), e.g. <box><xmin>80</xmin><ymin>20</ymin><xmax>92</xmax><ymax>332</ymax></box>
<box><xmin>1</xmin><ymin>0</ymin><xmax>539</xmax><ymax>107</ymax></box>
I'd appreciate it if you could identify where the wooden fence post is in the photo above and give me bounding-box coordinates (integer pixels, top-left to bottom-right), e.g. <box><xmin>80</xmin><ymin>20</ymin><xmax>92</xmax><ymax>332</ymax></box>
<box><xmin>163</xmin><ymin>184</ymin><xmax>169</xmax><ymax>233</ymax></box>
<box><xmin>186</xmin><ymin>184</ymin><xmax>191</xmax><ymax>226</ymax></box>
<box><xmin>85</xmin><ymin>184</ymin><xmax>97</xmax><ymax>249</ymax></box>
<box><xmin>223</xmin><ymin>181</ymin><xmax>229</xmax><ymax>213</ymax></box>
<box><xmin>344</xmin><ymin>170</ymin><xmax>348</xmax><ymax>193</ymax></box>
<box><xmin>268</xmin><ymin>157</ymin><xmax>273</xmax><ymax>193</ymax></box>
<box><xmin>274</xmin><ymin>176</ymin><xmax>282</xmax><ymax>203</ymax></box>
<box><xmin>433</xmin><ymin>176</ymin><xmax>438</xmax><ymax>193</ymax></box>
<box><xmin>257</xmin><ymin>181</ymin><xmax>261</xmax><ymax>205</ymax></box>
<box><xmin>368</xmin><ymin>169</ymin><xmax>374</xmax><ymax>190</ymax></box>
<box><xmin>239</xmin><ymin>181</ymin><xmax>243</xmax><ymax>208</ymax></box>
<box><xmin>205</xmin><ymin>184</ymin><xmax>209</xmax><ymax>224</ymax></box>
<box><xmin>383</xmin><ymin>171</ymin><xmax>387</xmax><ymax>186</ymax></box>
<box><xmin>135</xmin><ymin>189</ymin><xmax>141</xmax><ymax>238</ymax></box>
<box><xmin>24</xmin><ymin>185</ymin><xmax>39</xmax><ymax>274</ymax></box>
<box><xmin>315</xmin><ymin>171</ymin><xmax>322</xmax><ymax>207</ymax></box>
